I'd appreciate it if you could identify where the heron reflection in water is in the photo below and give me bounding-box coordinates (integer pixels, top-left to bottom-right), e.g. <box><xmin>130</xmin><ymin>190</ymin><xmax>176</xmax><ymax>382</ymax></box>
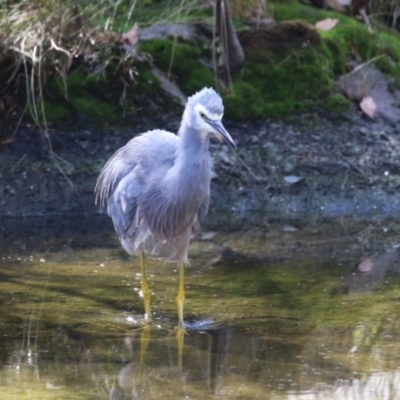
<box><xmin>95</xmin><ymin>87</ymin><xmax>236</xmax><ymax>328</ymax></box>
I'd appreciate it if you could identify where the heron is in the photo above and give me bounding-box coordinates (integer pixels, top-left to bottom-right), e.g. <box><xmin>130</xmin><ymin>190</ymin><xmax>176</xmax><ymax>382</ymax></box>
<box><xmin>95</xmin><ymin>87</ymin><xmax>236</xmax><ymax>328</ymax></box>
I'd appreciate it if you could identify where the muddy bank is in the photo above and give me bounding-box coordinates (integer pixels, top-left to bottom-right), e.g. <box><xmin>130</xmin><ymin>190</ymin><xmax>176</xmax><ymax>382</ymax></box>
<box><xmin>1</xmin><ymin>106</ymin><xmax>400</xmax><ymax>219</ymax></box>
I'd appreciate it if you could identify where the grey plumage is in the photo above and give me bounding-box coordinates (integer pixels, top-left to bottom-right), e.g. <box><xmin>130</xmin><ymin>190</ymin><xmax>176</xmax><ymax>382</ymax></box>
<box><xmin>95</xmin><ymin>87</ymin><xmax>235</xmax><ymax>325</ymax></box>
<box><xmin>95</xmin><ymin>87</ymin><xmax>234</xmax><ymax>264</ymax></box>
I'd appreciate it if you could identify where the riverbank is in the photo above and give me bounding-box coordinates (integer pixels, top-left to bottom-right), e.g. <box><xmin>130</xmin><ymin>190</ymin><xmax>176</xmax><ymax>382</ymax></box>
<box><xmin>1</xmin><ymin>103</ymin><xmax>400</xmax><ymax>219</ymax></box>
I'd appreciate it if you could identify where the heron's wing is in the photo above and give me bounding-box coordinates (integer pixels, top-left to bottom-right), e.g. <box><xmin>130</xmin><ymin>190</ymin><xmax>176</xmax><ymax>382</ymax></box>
<box><xmin>95</xmin><ymin>130</ymin><xmax>178</xmax><ymax>208</ymax></box>
<box><xmin>95</xmin><ymin>130</ymin><xmax>178</xmax><ymax>237</ymax></box>
<box><xmin>107</xmin><ymin>171</ymin><xmax>142</xmax><ymax>237</ymax></box>
<box><xmin>198</xmin><ymin>192</ymin><xmax>210</xmax><ymax>226</ymax></box>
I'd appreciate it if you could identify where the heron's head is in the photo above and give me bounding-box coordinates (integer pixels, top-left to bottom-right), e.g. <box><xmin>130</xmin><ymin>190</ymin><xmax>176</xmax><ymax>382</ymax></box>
<box><xmin>183</xmin><ymin>87</ymin><xmax>236</xmax><ymax>148</ymax></box>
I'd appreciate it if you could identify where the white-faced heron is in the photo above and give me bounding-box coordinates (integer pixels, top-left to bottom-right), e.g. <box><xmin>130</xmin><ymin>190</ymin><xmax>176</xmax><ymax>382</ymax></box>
<box><xmin>95</xmin><ymin>87</ymin><xmax>235</xmax><ymax>328</ymax></box>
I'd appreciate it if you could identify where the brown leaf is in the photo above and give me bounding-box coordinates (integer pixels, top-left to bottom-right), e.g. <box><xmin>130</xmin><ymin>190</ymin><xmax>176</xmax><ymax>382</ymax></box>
<box><xmin>360</xmin><ymin>96</ymin><xmax>377</xmax><ymax>119</ymax></box>
<box><xmin>0</xmin><ymin>137</ymin><xmax>13</xmax><ymax>146</ymax></box>
<box><xmin>315</xmin><ymin>18</ymin><xmax>339</xmax><ymax>31</ymax></box>
<box><xmin>358</xmin><ymin>258</ymin><xmax>374</xmax><ymax>272</ymax></box>
<box><xmin>94</xmin><ymin>31</ymin><xmax>121</xmax><ymax>44</ymax></box>
<box><xmin>121</xmin><ymin>23</ymin><xmax>139</xmax><ymax>46</ymax></box>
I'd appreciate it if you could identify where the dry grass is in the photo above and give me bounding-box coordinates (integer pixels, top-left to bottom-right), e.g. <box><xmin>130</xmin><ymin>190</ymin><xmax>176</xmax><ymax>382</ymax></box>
<box><xmin>0</xmin><ymin>0</ymin><xmax>144</xmax><ymax>186</ymax></box>
<box><xmin>0</xmin><ymin>0</ymin><xmax>142</xmax><ymax>148</ymax></box>
<box><xmin>229</xmin><ymin>0</ymin><xmax>270</xmax><ymax>22</ymax></box>
<box><xmin>0</xmin><ymin>0</ymin><xmax>211</xmax><ymax>134</ymax></box>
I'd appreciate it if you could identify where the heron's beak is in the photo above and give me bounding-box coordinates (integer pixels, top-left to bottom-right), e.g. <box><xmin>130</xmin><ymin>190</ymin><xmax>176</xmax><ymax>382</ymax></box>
<box><xmin>207</xmin><ymin>119</ymin><xmax>236</xmax><ymax>149</ymax></box>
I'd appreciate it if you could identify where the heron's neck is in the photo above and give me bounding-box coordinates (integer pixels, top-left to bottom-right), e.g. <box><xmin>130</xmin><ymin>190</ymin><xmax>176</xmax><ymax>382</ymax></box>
<box><xmin>177</xmin><ymin>123</ymin><xmax>209</xmax><ymax>163</ymax></box>
<box><xmin>168</xmin><ymin>123</ymin><xmax>211</xmax><ymax>192</ymax></box>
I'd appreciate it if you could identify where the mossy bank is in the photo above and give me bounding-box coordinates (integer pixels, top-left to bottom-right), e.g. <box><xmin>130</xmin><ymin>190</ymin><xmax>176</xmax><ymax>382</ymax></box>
<box><xmin>17</xmin><ymin>0</ymin><xmax>400</xmax><ymax>127</ymax></box>
<box><xmin>2</xmin><ymin>104</ymin><xmax>400</xmax><ymax>219</ymax></box>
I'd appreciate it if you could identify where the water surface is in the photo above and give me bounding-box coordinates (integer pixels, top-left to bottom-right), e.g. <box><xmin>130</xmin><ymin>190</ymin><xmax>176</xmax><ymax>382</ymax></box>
<box><xmin>1</xmin><ymin>216</ymin><xmax>400</xmax><ymax>399</ymax></box>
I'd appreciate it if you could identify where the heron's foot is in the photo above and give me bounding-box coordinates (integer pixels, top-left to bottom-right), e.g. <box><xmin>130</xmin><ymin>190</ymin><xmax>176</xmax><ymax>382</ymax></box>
<box><xmin>143</xmin><ymin>314</ymin><xmax>152</xmax><ymax>324</ymax></box>
<box><xmin>173</xmin><ymin>325</ymin><xmax>188</xmax><ymax>336</ymax></box>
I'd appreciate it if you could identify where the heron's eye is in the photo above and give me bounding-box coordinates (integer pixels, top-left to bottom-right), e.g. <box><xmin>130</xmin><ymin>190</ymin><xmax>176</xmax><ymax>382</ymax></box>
<box><xmin>199</xmin><ymin>112</ymin><xmax>206</xmax><ymax>119</ymax></box>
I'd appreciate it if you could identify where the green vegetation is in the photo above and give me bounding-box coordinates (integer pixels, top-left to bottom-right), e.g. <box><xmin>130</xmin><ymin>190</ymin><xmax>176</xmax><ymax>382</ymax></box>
<box><xmin>140</xmin><ymin>39</ymin><xmax>215</xmax><ymax>95</ymax></box>
<box><xmin>273</xmin><ymin>1</ymin><xmax>400</xmax><ymax>68</ymax></box>
<box><xmin>225</xmin><ymin>25</ymin><xmax>335</xmax><ymax>118</ymax></box>
<box><xmin>221</xmin><ymin>0</ymin><xmax>400</xmax><ymax>119</ymax></box>
<box><xmin>43</xmin><ymin>71</ymin><xmax>124</xmax><ymax>125</ymax></box>
<box><xmin>2</xmin><ymin>0</ymin><xmax>400</xmax><ymax>125</ymax></box>
<box><xmin>0</xmin><ymin>0</ymin><xmax>213</xmax><ymax>129</ymax></box>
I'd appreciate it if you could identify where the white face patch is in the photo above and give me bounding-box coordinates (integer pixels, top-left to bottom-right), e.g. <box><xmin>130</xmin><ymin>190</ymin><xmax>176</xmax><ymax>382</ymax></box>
<box><xmin>194</xmin><ymin>104</ymin><xmax>223</xmax><ymax>121</ymax></box>
<box><xmin>193</xmin><ymin>104</ymin><xmax>224</xmax><ymax>141</ymax></box>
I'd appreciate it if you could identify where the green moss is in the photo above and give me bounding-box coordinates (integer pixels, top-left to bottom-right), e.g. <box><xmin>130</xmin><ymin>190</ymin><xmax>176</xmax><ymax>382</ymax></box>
<box><xmin>391</xmin><ymin>63</ymin><xmax>400</xmax><ymax>78</ymax></box>
<box><xmin>140</xmin><ymin>39</ymin><xmax>214</xmax><ymax>95</ymax></box>
<box><xmin>68</xmin><ymin>97</ymin><xmax>116</xmax><ymax>121</ymax></box>
<box><xmin>42</xmin><ymin>69</ymin><xmax>129</xmax><ymax>125</ymax></box>
<box><xmin>273</xmin><ymin>1</ymin><xmax>342</xmax><ymax>24</ymax></box>
<box><xmin>323</xmin><ymin>93</ymin><xmax>351</xmax><ymax>112</ymax></box>
<box><xmin>341</xmin><ymin>25</ymin><xmax>380</xmax><ymax>60</ymax></box>
<box><xmin>273</xmin><ymin>1</ymin><xmax>400</xmax><ymax>70</ymax></box>
<box><xmin>375</xmin><ymin>55</ymin><xmax>394</xmax><ymax>73</ymax></box>
<box><xmin>319</xmin><ymin>35</ymin><xmax>346</xmax><ymax>76</ymax></box>
<box><xmin>19</xmin><ymin>0</ymin><xmax>400</xmax><ymax>124</ymax></box>
<box><xmin>223</xmin><ymin>0</ymin><xmax>396</xmax><ymax>118</ymax></box>
<box><xmin>379</xmin><ymin>30</ymin><xmax>400</xmax><ymax>62</ymax></box>
<box><xmin>41</xmin><ymin>100</ymin><xmax>70</xmax><ymax>122</ymax></box>
<box><xmin>225</xmin><ymin>36</ymin><xmax>334</xmax><ymax>119</ymax></box>
<box><xmin>132</xmin><ymin>1</ymin><xmax>400</xmax><ymax>120</ymax></box>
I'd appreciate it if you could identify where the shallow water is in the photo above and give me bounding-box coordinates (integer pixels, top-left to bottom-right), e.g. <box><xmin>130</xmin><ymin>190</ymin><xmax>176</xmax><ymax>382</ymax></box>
<box><xmin>1</xmin><ymin>215</ymin><xmax>400</xmax><ymax>399</ymax></box>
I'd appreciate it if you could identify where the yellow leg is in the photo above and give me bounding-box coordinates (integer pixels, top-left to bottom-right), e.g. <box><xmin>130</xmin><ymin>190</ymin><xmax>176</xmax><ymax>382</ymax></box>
<box><xmin>176</xmin><ymin>262</ymin><xmax>185</xmax><ymax>328</ymax></box>
<box><xmin>175</xmin><ymin>263</ymin><xmax>188</xmax><ymax>370</ymax></box>
<box><xmin>140</xmin><ymin>253</ymin><xmax>151</xmax><ymax>322</ymax></box>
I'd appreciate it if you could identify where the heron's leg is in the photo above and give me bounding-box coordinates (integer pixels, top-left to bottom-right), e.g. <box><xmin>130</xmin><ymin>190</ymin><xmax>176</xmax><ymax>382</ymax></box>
<box><xmin>175</xmin><ymin>263</ymin><xmax>187</xmax><ymax>370</ymax></box>
<box><xmin>176</xmin><ymin>262</ymin><xmax>185</xmax><ymax>328</ymax></box>
<box><xmin>139</xmin><ymin>253</ymin><xmax>151</xmax><ymax>322</ymax></box>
